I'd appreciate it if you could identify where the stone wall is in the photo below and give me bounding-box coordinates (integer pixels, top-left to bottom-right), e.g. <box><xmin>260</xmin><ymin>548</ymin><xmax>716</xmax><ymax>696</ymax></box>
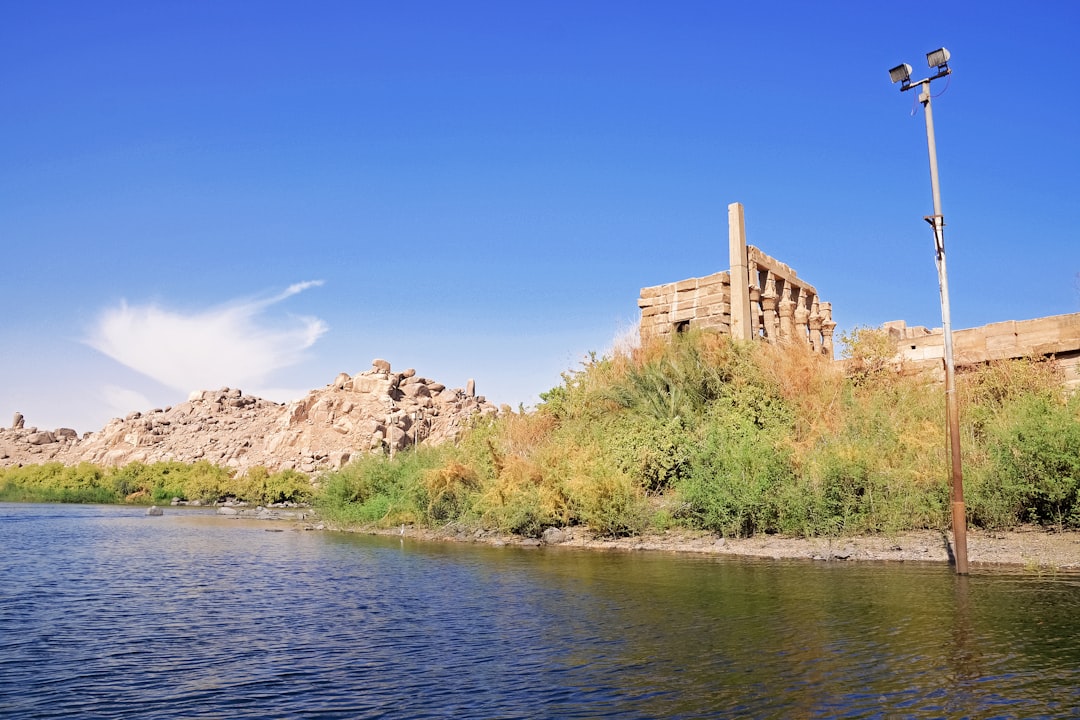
<box><xmin>885</xmin><ymin>313</ymin><xmax>1080</xmax><ymax>388</ymax></box>
<box><xmin>638</xmin><ymin>270</ymin><xmax>733</xmax><ymax>338</ymax></box>
<box><xmin>638</xmin><ymin>202</ymin><xmax>836</xmax><ymax>358</ymax></box>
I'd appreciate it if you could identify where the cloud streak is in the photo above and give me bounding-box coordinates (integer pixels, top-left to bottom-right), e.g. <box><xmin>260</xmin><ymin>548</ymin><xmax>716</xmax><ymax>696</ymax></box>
<box><xmin>87</xmin><ymin>282</ymin><xmax>328</xmax><ymax>395</ymax></box>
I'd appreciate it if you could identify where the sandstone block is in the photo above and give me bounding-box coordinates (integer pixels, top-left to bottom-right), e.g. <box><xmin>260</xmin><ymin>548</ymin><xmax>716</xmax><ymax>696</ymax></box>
<box><xmin>386</xmin><ymin>426</ymin><xmax>408</xmax><ymax>451</ymax></box>
<box><xmin>352</xmin><ymin>376</ymin><xmax>394</xmax><ymax>396</ymax></box>
<box><xmin>402</xmin><ymin>383</ymin><xmax>430</xmax><ymax>398</ymax></box>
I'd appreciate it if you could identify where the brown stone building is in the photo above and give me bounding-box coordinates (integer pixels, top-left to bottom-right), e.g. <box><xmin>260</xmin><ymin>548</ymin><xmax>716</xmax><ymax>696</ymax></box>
<box><xmin>638</xmin><ymin>202</ymin><xmax>837</xmax><ymax>357</ymax></box>
<box><xmin>637</xmin><ymin>202</ymin><xmax>1080</xmax><ymax>385</ymax></box>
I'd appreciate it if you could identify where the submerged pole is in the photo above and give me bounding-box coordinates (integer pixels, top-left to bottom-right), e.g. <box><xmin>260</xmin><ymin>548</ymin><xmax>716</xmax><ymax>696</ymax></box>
<box><xmin>920</xmin><ymin>83</ymin><xmax>969</xmax><ymax>575</ymax></box>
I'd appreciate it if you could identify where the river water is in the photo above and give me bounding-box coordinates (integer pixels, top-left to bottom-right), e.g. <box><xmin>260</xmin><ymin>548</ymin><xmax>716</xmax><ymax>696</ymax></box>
<box><xmin>1</xmin><ymin>503</ymin><xmax>1078</xmax><ymax>719</ymax></box>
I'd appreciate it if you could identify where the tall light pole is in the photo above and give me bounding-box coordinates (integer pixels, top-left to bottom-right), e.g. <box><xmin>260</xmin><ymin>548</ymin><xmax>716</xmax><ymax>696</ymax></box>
<box><xmin>890</xmin><ymin>48</ymin><xmax>969</xmax><ymax>575</ymax></box>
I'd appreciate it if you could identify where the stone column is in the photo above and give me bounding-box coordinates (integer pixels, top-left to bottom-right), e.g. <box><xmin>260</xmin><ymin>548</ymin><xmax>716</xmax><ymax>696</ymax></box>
<box><xmin>748</xmin><ymin>261</ymin><xmax>761</xmax><ymax>339</ymax></box>
<box><xmin>794</xmin><ymin>288</ymin><xmax>810</xmax><ymax>345</ymax></box>
<box><xmin>808</xmin><ymin>298</ymin><xmax>823</xmax><ymax>353</ymax></box>
<box><xmin>820</xmin><ymin>302</ymin><xmax>837</xmax><ymax>359</ymax></box>
<box><xmin>761</xmin><ymin>274</ymin><xmax>779</xmax><ymax>342</ymax></box>
<box><xmin>778</xmin><ymin>283</ymin><xmax>796</xmax><ymax>342</ymax></box>
<box><xmin>728</xmin><ymin>202</ymin><xmax>752</xmax><ymax>341</ymax></box>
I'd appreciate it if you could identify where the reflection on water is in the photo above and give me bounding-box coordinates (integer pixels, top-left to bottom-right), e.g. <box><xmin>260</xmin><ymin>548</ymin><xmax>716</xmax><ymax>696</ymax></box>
<box><xmin>1</xmin><ymin>503</ymin><xmax>1079</xmax><ymax>719</ymax></box>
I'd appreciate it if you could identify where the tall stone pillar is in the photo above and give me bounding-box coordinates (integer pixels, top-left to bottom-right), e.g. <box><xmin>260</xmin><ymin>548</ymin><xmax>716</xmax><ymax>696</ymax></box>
<box><xmin>761</xmin><ymin>274</ymin><xmax>778</xmax><ymax>342</ymax></box>
<box><xmin>778</xmin><ymin>284</ymin><xmax>796</xmax><ymax>341</ymax></box>
<box><xmin>748</xmin><ymin>261</ymin><xmax>761</xmax><ymax>339</ymax></box>
<box><xmin>808</xmin><ymin>298</ymin><xmax>823</xmax><ymax>353</ymax></box>
<box><xmin>820</xmin><ymin>302</ymin><xmax>837</xmax><ymax>359</ymax></box>
<box><xmin>728</xmin><ymin>202</ymin><xmax>752</xmax><ymax>341</ymax></box>
<box><xmin>794</xmin><ymin>289</ymin><xmax>810</xmax><ymax>344</ymax></box>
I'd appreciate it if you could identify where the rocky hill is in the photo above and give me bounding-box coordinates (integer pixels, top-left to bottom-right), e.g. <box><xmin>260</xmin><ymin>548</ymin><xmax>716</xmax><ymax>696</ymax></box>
<box><xmin>0</xmin><ymin>360</ymin><xmax>499</xmax><ymax>474</ymax></box>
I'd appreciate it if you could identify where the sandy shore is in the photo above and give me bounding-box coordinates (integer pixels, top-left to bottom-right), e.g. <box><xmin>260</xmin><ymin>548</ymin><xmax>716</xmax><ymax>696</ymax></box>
<box><xmin>221</xmin><ymin>507</ymin><xmax>1080</xmax><ymax>570</ymax></box>
<box><xmin>348</xmin><ymin>523</ymin><xmax>1080</xmax><ymax>571</ymax></box>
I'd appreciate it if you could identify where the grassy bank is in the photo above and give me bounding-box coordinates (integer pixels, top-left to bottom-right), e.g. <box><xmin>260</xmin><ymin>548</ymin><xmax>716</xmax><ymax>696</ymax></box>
<box><xmin>0</xmin><ymin>460</ymin><xmax>314</xmax><ymax>506</ymax></box>
<box><xmin>318</xmin><ymin>329</ymin><xmax>1080</xmax><ymax>538</ymax></box>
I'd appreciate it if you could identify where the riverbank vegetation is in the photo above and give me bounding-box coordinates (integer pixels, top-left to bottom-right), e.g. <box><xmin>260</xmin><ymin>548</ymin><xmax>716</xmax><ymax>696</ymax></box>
<box><xmin>4</xmin><ymin>329</ymin><xmax>1078</xmax><ymax>538</ymax></box>
<box><xmin>318</xmin><ymin>329</ymin><xmax>1080</xmax><ymax>537</ymax></box>
<box><xmin>0</xmin><ymin>460</ymin><xmax>313</xmax><ymax>506</ymax></box>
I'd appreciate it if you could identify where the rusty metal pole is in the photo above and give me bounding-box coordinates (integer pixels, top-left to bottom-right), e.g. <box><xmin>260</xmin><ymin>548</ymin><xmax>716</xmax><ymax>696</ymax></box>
<box><xmin>919</xmin><ymin>80</ymin><xmax>969</xmax><ymax>575</ymax></box>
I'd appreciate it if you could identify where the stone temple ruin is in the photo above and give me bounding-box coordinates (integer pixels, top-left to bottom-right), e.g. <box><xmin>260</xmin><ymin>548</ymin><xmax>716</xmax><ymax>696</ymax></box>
<box><xmin>639</xmin><ymin>201</ymin><xmax>1080</xmax><ymax>388</ymax></box>
<box><xmin>885</xmin><ymin>314</ymin><xmax>1080</xmax><ymax>389</ymax></box>
<box><xmin>638</xmin><ymin>202</ymin><xmax>837</xmax><ymax>357</ymax></box>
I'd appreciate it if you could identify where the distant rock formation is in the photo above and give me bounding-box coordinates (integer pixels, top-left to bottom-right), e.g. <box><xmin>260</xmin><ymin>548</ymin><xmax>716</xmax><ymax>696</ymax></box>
<box><xmin>0</xmin><ymin>361</ymin><xmax>498</xmax><ymax>474</ymax></box>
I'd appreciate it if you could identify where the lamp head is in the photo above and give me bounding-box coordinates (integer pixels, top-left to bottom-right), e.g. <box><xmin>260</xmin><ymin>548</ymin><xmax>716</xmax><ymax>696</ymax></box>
<box><xmin>926</xmin><ymin>47</ymin><xmax>951</xmax><ymax>70</ymax></box>
<box><xmin>889</xmin><ymin>63</ymin><xmax>913</xmax><ymax>85</ymax></box>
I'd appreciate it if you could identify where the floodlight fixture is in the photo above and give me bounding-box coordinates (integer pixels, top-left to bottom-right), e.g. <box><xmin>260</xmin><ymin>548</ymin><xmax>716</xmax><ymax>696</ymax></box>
<box><xmin>926</xmin><ymin>47</ymin><xmax>951</xmax><ymax>70</ymax></box>
<box><xmin>889</xmin><ymin>63</ymin><xmax>913</xmax><ymax>85</ymax></box>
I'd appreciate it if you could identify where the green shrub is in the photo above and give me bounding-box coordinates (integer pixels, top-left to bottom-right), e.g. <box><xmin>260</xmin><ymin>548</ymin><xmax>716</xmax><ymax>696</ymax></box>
<box><xmin>318</xmin><ymin>447</ymin><xmax>447</xmax><ymax>526</ymax></box>
<box><xmin>419</xmin><ymin>461</ymin><xmax>479</xmax><ymax>523</ymax></box>
<box><xmin>984</xmin><ymin>393</ymin><xmax>1080</xmax><ymax>529</ymax></box>
<box><xmin>572</xmin><ymin>466</ymin><xmax>647</xmax><ymax>537</ymax></box>
<box><xmin>604</xmin><ymin>414</ymin><xmax>692</xmax><ymax>493</ymax></box>
<box><xmin>677</xmin><ymin>412</ymin><xmax>795</xmax><ymax>537</ymax></box>
<box><xmin>0</xmin><ymin>462</ymin><xmax>119</xmax><ymax>503</ymax></box>
<box><xmin>235</xmin><ymin>466</ymin><xmax>314</xmax><ymax>505</ymax></box>
<box><xmin>839</xmin><ymin>326</ymin><xmax>899</xmax><ymax>385</ymax></box>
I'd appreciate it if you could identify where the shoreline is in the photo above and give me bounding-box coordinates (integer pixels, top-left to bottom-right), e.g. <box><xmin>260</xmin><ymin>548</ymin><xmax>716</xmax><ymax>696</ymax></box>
<box><xmin>346</xmin><ymin>523</ymin><xmax>1080</xmax><ymax>571</ymax></box>
<box><xmin>19</xmin><ymin>501</ymin><xmax>1076</xmax><ymax>571</ymax></box>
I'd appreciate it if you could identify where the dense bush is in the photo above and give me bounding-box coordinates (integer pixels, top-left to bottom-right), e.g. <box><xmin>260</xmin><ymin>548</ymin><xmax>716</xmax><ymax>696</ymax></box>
<box><xmin>317</xmin><ymin>446</ymin><xmax>449</xmax><ymax>526</ymax></box>
<box><xmin>679</xmin><ymin>411</ymin><xmax>794</xmax><ymax>536</ymax></box>
<box><xmin>0</xmin><ymin>460</ymin><xmax>314</xmax><ymax>505</ymax></box>
<box><xmin>314</xmin><ymin>329</ymin><xmax>1080</xmax><ymax>538</ymax></box>
<box><xmin>981</xmin><ymin>393</ymin><xmax>1080</xmax><ymax>529</ymax></box>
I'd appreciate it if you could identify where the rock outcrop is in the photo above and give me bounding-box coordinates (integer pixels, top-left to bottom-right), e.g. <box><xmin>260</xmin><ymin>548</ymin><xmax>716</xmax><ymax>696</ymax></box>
<box><xmin>0</xmin><ymin>361</ymin><xmax>498</xmax><ymax>474</ymax></box>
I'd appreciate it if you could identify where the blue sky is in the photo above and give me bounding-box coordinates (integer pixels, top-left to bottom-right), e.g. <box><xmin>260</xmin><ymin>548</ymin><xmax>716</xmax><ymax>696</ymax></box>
<box><xmin>3</xmin><ymin>1</ymin><xmax>1078</xmax><ymax>432</ymax></box>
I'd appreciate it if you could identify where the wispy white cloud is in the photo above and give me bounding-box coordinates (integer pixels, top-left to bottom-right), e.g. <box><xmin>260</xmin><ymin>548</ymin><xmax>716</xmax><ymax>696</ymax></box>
<box><xmin>101</xmin><ymin>385</ymin><xmax>153</xmax><ymax>420</ymax></box>
<box><xmin>87</xmin><ymin>282</ymin><xmax>328</xmax><ymax>395</ymax></box>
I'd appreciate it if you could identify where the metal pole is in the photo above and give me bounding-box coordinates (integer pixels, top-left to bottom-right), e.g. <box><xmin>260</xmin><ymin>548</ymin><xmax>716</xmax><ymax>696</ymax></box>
<box><xmin>919</xmin><ymin>83</ymin><xmax>969</xmax><ymax>575</ymax></box>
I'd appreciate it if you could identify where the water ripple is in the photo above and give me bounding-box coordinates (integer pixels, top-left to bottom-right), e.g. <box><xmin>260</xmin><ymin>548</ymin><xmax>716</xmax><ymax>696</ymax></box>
<box><xmin>2</xmin><ymin>503</ymin><xmax>1080</xmax><ymax>718</ymax></box>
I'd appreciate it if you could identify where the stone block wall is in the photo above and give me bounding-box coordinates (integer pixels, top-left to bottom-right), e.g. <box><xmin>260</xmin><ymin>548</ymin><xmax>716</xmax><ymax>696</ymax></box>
<box><xmin>638</xmin><ymin>270</ymin><xmax>732</xmax><ymax>338</ymax></box>
<box><xmin>638</xmin><ymin>203</ymin><xmax>836</xmax><ymax>358</ymax></box>
<box><xmin>887</xmin><ymin>313</ymin><xmax>1080</xmax><ymax>389</ymax></box>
